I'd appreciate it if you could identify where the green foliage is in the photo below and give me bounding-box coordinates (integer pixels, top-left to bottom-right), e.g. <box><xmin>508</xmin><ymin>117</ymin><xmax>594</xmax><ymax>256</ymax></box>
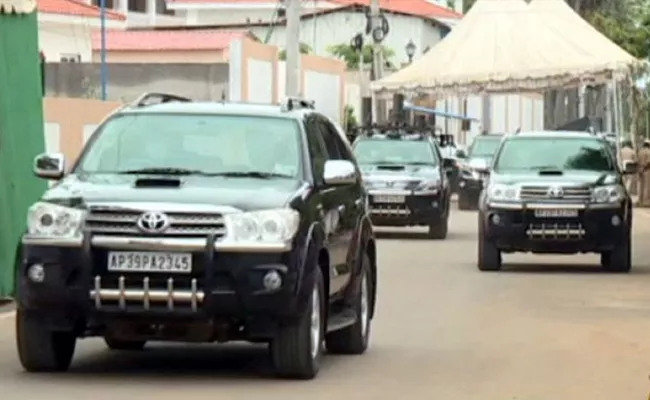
<box><xmin>326</xmin><ymin>43</ymin><xmax>395</xmax><ymax>69</ymax></box>
<box><xmin>278</xmin><ymin>43</ymin><xmax>312</xmax><ymax>61</ymax></box>
<box><xmin>344</xmin><ymin>105</ymin><xmax>358</xmax><ymax>131</ymax></box>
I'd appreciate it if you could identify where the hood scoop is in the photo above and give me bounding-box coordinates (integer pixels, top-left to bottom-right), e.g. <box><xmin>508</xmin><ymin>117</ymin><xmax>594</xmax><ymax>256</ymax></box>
<box><xmin>376</xmin><ymin>165</ymin><xmax>405</xmax><ymax>171</ymax></box>
<box><xmin>538</xmin><ymin>169</ymin><xmax>563</xmax><ymax>176</ymax></box>
<box><xmin>134</xmin><ymin>177</ymin><xmax>182</xmax><ymax>188</ymax></box>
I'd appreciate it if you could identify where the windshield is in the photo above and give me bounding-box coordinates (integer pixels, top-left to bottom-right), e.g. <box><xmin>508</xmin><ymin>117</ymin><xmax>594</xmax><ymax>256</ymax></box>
<box><xmin>353</xmin><ymin>139</ymin><xmax>438</xmax><ymax>165</ymax></box>
<box><xmin>493</xmin><ymin>137</ymin><xmax>615</xmax><ymax>172</ymax></box>
<box><xmin>468</xmin><ymin>137</ymin><xmax>502</xmax><ymax>158</ymax></box>
<box><xmin>75</xmin><ymin>113</ymin><xmax>302</xmax><ymax>177</ymax></box>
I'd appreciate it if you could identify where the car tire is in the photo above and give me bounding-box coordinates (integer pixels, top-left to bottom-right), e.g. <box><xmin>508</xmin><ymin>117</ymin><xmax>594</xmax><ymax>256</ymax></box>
<box><xmin>428</xmin><ymin>206</ymin><xmax>449</xmax><ymax>239</ymax></box>
<box><xmin>478</xmin><ymin>220</ymin><xmax>501</xmax><ymax>271</ymax></box>
<box><xmin>271</xmin><ymin>267</ymin><xmax>325</xmax><ymax>380</ymax></box>
<box><xmin>104</xmin><ymin>337</ymin><xmax>147</xmax><ymax>351</ymax></box>
<box><xmin>458</xmin><ymin>193</ymin><xmax>471</xmax><ymax>210</ymax></box>
<box><xmin>601</xmin><ymin>233</ymin><xmax>632</xmax><ymax>273</ymax></box>
<box><xmin>16</xmin><ymin>308</ymin><xmax>76</xmax><ymax>372</ymax></box>
<box><xmin>325</xmin><ymin>254</ymin><xmax>372</xmax><ymax>355</ymax></box>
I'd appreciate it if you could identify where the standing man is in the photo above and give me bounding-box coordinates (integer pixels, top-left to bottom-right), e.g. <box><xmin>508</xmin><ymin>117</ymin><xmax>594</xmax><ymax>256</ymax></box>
<box><xmin>620</xmin><ymin>140</ymin><xmax>636</xmax><ymax>192</ymax></box>
<box><xmin>636</xmin><ymin>140</ymin><xmax>650</xmax><ymax>207</ymax></box>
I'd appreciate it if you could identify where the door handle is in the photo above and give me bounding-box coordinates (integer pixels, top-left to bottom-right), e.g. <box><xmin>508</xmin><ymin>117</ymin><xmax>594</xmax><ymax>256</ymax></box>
<box><xmin>354</xmin><ymin>198</ymin><xmax>363</xmax><ymax>207</ymax></box>
<box><xmin>338</xmin><ymin>204</ymin><xmax>346</xmax><ymax>213</ymax></box>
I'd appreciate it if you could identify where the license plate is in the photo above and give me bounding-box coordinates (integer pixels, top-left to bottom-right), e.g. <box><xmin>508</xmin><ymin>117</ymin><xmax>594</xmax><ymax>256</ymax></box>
<box><xmin>374</xmin><ymin>195</ymin><xmax>405</xmax><ymax>203</ymax></box>
<box><xmin>107</xmin><ymin>252</ymin><xmax>192</xmax><ymax>274</ymax></box>
<box><xmin>533</xmin><ymin>209</ymin><xmax>579</xmax><ymax>218</ymax></box>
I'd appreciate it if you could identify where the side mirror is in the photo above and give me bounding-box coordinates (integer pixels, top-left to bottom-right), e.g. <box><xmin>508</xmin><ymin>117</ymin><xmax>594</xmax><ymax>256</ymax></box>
<box><xmin>455</xmin><ymin>149</ymin><xmax>467</xmax><ymax>159</ymax></box>
<box><xmin>33</xmin><ymin>153</ymin><xmax>65</xmax><ymax>180</ymax></box>
<box><xmin>623</xmin><ymin>160</ymin><xmax>638</xmax><ymax>175</ymax></box>
<box><xmin>323</xmin><ymin>160</ymin><xmax>358</xmax><ymax>186</ymax></box>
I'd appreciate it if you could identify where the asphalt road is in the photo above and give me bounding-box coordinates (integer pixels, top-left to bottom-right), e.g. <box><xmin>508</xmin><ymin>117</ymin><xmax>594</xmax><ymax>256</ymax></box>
<box><xmin>2</xmin><ymin>209</ymin><xmax>650</xmax><ymax>399</ymax></box>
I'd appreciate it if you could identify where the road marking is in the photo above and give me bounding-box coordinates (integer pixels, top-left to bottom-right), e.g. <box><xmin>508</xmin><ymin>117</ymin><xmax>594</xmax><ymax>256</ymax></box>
<box><xmin>0</xmin><ymin>310</ymin><xmax>15</xmax><ymax>320</ymax></box>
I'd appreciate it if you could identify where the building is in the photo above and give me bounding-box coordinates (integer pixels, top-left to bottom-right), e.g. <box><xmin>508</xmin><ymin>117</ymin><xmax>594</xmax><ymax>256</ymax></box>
<box><xmin>38</xmin><ymin>0</ymin><xmax>126</xmax><ymax>62</ymax></box>
<box><xmin>90</xmin><ymin>29</ymin><xmax>256</xmax><ymax>62</ymax></box>
<box><xmin>163</xmin><ymin>0</ymin><xmax>463</xmax><ymax>65</ymax></box>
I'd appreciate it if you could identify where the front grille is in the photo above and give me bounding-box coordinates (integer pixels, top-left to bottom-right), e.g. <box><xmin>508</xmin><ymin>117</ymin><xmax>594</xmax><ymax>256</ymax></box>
<box><xmin>369</xmin><ymin>204</ymin><xmax>410</xmax><ymax>216</ymax></box>
<box><xmin>520</xmin><ymin>185</ymin><xmax>591</xmax><ymax>201</ymax></box>
<box><xmin>526</xmin><ymin>222</ymin><xmax>585</xmax><ymax>239</ymax></box>
<box><xmin>84</xmin><ymin>208</ymin><xmax>226</xmax><ymax>237</ymax></box>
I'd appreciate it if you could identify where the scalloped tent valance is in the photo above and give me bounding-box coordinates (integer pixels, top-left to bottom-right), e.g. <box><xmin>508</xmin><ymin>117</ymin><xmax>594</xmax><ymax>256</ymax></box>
<box><xmin>0</xmin><ymin>0</ymin><xmax>37</xmax><ymax>14</ymax></box>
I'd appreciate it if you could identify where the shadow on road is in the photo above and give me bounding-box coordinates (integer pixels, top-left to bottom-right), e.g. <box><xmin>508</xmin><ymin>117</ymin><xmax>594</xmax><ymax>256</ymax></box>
<box><xmin>27</xmin><ymin>343</ymin><xmax>356</xmax><ymax>382</ymax></box>
<box><xmin>375</xmin><ymin>230</ymin><xmax>476</xmax><ymax>241</ymax></box>
<box><xmin>499</xmin><ymin>263</ymin><xmax>650</xmax><ymax>274</ymax></box>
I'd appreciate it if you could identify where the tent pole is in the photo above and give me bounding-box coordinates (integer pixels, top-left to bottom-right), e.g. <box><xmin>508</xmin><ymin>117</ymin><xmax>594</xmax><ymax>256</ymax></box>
<box><xmin>612</xmin><ymin>76</ymin><xmax>623</xmax><ymax>163</ymax></box>
<box><xmin>371</xmin><ymin>92</ymin><xmax>378</xmax><ymax>123</ymax></box>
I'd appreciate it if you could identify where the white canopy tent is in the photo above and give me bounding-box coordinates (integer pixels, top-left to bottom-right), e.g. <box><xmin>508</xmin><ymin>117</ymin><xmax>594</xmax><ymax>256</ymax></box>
<box><xmin>370</xmin><ymin>0</ymin><xmax>641</xmax><ymax>97</ymax></box>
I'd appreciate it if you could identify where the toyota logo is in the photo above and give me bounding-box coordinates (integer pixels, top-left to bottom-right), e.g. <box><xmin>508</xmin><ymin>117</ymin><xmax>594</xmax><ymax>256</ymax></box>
<box><xmin>137</xmin><ymin>211</ymin><xmax>170</xmax><ymax>234</ymax></box>
<box><xmin>547</xmin><ymin>186</ymin><xmax>564</xmax><ymax>198</ymax></box>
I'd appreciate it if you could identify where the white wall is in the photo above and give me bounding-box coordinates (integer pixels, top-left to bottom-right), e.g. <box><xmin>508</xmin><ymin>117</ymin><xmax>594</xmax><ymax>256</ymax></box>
<box><xmin>247</xmin><ymin>59</ymin><xmax>274</xmax><ymax>103</ymax></box>
<box><xmin>246</xmin><ymin>10</ymin><xmax>444</xmax><ymax>66</ymax></box>
<box><xmin>304</xmin><ymin>70</ymin><xmax>341</xmax><ymax>123</ymax></box>
<box><xmin>38</xmin><ymin>21</ymin><xmax>93</xmax><ymax>62</ymax></box>
<box><xmin>432</xmin><ymin>94</ymin><xmax>545</xmax><ymax>146</ymax></box>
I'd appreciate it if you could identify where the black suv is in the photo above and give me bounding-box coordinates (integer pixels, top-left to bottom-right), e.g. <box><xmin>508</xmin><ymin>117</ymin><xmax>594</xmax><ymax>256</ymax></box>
<box><xmin>478</xmin><ymin>131</ymin><xmax>636</xmax><ymax>272</ymax></box>
<box><xmin>352</xmin><ymin>128</ymin><xmax>453</xmax><ymax>239</ymax></box>
<box><xmin>457</xmin><ymin>133</ymin><xmax>504</xmax><ymax>210</ymax></box>
<box><xmin>16</xmin><ymin>93</ymin><xmax>377</xmax><ymax>380</ymax></box>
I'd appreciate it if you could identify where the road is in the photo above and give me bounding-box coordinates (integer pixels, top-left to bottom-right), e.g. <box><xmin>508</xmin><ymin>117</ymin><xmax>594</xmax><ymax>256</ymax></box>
<box><xmin>2</xmin><ymin>209</ymin><xmax>650</xmax><ymax>399</ymax></box>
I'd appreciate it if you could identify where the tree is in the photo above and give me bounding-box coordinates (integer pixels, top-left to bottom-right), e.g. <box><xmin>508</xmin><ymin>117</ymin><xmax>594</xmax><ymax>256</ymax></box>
<box><xmin>278</xmin><ymin>43</ymin><xmax>312</xmax><ymax>61</ymax></box>
<box><xmin>326</xmin><ymin>43</ymin><xmax>395</xmax><ymax>69</ymax></box>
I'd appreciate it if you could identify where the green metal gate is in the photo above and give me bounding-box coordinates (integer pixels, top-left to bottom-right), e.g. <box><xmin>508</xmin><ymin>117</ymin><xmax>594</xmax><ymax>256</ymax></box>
<box><xmin>0</xmin><ymin>11</ymin><xmax>47</xmax><ymax>297</ymax></box>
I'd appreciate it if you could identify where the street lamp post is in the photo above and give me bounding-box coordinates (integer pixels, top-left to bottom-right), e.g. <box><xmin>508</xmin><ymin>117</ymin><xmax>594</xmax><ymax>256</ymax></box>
<box><xmin>405</xmin><ymin>40</ymin><xmax>416</xmax><ymax>63</ymax></box>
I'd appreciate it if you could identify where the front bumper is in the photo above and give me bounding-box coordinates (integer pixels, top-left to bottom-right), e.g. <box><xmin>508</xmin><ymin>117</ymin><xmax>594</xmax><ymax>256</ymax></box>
<box><xmin>483</xmin><ymin>201</ymin><xmax>629</xmax><ymax>253</ymax></box>
<box><xmin>17</xmin><ymin>234</ymin><xmax>302</xmax><ymax>327</ymax></box>
<box><xmin>367</xmin><ymin>190</ymin><xmax>445</xmax><ymax>226</ymax></box>
<box><xmin>458</xmin><ymin>177</ymin><xmax>484</xmax><ymax>199</ymax></box>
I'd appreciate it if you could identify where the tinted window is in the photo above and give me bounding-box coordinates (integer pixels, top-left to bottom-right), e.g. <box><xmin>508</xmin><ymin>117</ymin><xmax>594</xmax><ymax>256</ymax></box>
<box><xmin>305</xmin><ymin>116</ymin><xmax>328</xmax><ymax>182</ymax></box>
<box><xmin>320</xmin><ymin>118</ymin><xmax>355</xmax><ymax>161</ymax></box>
<box><xmin>353</xmin><ymin>139</ymin><xmax>438</xmax><ymax>165</ymax></box>
<box><xmin>493</xmin><ymin>137</ymin><xmax>615</xmax><ymax>172</ymax></box>
<box><xmin>76</xmin><ymin>114</ymin><xmax>302</xmax><ymax>177</ymax></box>
<box><xmin>468</xmin><ymin>137</ymin><xmax>502</xmax><ymax>158</ymax></box>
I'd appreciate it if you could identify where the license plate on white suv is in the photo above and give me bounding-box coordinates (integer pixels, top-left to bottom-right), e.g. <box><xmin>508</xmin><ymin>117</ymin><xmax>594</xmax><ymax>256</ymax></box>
<box><xmin>533</xmin><ymin>209</ymin><xmax>579</xmax><ymax>218</ymax></box>
<box><xmin>373</xmin><ymin>195</ymin><xmax>405</xmax><ymax>203</ymax></box>
<box><xmin>107</xmin><ymin>251</ymin><xmax>192</xmax><ymax>273</ymax></box>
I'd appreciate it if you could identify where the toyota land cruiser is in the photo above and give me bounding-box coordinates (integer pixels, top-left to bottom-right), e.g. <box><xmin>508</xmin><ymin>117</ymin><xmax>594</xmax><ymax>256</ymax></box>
<box><xmin>16</xmin><ymin>93</ymin><xmax>377</xmax><ymax>380</ymax></box>
<box><xmin>478</xmin><ymin>131</ymin><xmax>636</xmax><ymax>272</ymax></box>
<box><xmin>352</xmin><ymin>127</ymin><xmax>453</xmax><ymax>239</ymax></box>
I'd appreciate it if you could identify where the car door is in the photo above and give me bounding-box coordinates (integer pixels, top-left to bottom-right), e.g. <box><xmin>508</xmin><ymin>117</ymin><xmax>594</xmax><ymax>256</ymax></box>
<box><xmin>316</xmin><ymin>115</ymin><xmax>363</xmax><ymax>297</ymax></box>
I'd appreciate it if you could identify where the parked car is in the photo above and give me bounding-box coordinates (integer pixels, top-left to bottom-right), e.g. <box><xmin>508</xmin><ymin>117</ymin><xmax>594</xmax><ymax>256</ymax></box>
<box><xmin>477</xmin><ymin>130</ymin><xmax>636</xmax><ymax>272</ymax></box>
<box><xmin>352</xmin><ymin>128</ymin><xmax>453</xmax><ymax>239</ymax></box>
<box><xmin>16</xmin><ymin>93</ymin><xmax>378</xmax><ymax>380</ymax></box>
<box><xmin>457</xmin><ymin>133</ymin><xmax>505</xmax><ymax>210</ymax></box>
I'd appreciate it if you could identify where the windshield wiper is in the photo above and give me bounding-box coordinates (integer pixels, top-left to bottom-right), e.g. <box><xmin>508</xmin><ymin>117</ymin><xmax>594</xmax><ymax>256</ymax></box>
<box><xmin>118</xmin><ymin>167</ymin><xmax>212</xmax><ymax>175</ymax></box>
<box><xmin>210</xmin><ymin>171</ymin><xmax>293</xmax><ymax>179</ymax></box>
<box><xmin>404</xmin><ymin>161</ymin><xmax>436</xmax><ymax>166</ymax></box>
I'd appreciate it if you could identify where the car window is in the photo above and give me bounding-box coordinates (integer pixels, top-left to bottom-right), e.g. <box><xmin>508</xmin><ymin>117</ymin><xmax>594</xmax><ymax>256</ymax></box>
<box><xmin>320</xmin><ymin>117</ymin><xmax>355</xmax><ymax>162</ymax></box>
<box><xmin>76</xmin><ymin>113</ymin><xmax>302</xmax><ymax>177</ymax></box>
<box><xmin>493</xmin><ymin>137</ymin><xmax>616</xmax><ymax>172</ymax></box>
<box><xmin>352</xmin><ymin>139</ymin><xmax>438</xmax><ymax>165</ymax></box>
<box><xmin>305</xmin><ymin>115</ymin><xmax>328</xmax><ymax>183</ymax></box>
<box><xmin>468</xmin><ymin>137</ymin><xmax>502</xmax><ymax>158</ymax></box>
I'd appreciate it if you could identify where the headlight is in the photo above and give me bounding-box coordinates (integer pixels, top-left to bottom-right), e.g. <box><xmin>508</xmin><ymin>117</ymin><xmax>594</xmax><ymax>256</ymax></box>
<box><xmin>487</xmin><ymin>184</ymin><xmax>520</xmax><ymax>201</ymax></box>
<box><xmin>27</xmin><ymin>202</ymin><xmax>86</xmax><ymax>238</ymax></box>
<box><xmin>415</xmin><ymin>180</ymin><xmax>440</xmax><ymax>192</ymax></box>
<box><xmin>592</xmin><ymin>184</ymin><xmax>625</xmax><ymax>203</ymax></box>
<box><xmin>222</xmin><ymin>208</ymin><xmax>300</xmax><ymax>243</ymax></box>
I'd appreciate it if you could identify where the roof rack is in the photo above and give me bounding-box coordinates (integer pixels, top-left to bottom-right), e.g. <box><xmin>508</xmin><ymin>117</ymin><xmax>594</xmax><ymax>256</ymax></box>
<box><xmin>130</xmin><ymin>92</ymin><xmax>192</xmax><ymax>108</ymax></box>
<box><xmin>280</xmin><ymin>96</ymin><xmax>315</xmax><ymax>112</ymax></box>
